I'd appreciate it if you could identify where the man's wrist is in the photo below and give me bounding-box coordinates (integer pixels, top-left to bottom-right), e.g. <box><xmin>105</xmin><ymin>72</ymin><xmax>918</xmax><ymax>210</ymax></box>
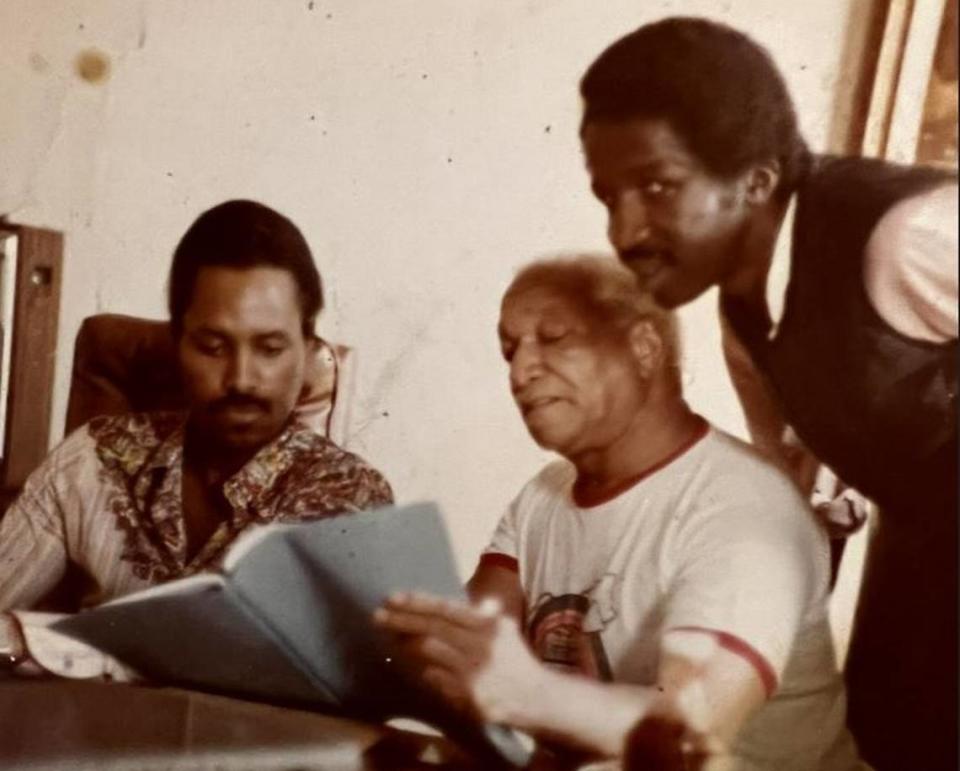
<box><xmin>519</xmin><ymin>668</ymin><xmax>655</xmax><ymax>757</ymax></box>
<box><xmin>503</xmin><ymin>659</ymin><xmax>568</xmax><ymax>733</ymax></box>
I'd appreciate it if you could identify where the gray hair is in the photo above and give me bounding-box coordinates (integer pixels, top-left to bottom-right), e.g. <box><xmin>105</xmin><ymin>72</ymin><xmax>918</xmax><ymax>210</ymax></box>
<box><xmin>504</xmin><ymin>254</ymin><xmax>682</xmax><ymax>376</ymax></box>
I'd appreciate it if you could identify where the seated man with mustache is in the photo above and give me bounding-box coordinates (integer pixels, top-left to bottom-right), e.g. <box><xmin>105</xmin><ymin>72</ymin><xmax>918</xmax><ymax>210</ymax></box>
<box><xmin>377</xmin><ymin>256</ymin><xmax>861</xmax><ymax>770</ymax></box>
<box><xmin>0</xmin><ymin>200</ymin><xmax>393</xmax><ymax>674</ymax></box>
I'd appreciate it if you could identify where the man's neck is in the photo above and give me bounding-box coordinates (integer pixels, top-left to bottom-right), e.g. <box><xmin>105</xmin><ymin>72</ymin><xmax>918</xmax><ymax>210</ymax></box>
<box><xmin>183</xmin><ymin>427</ymin><xmax>258</xmax><ymax>488</ymax></box>
<box><xmin>719</xmin><ymin>196</ymin><xmax>790</xmax><ymax>311</ymax></box>
<box><xmin>571</xmin><ymin>396</ymin><xmax>703</xmax><ymax>502</ymax></box>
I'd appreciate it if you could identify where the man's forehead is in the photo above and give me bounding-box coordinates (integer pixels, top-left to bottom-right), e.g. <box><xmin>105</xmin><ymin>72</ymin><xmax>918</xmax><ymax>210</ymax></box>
<box><xmin>500</xmin><ymin>286</ymin><xmax>592</xmax><ymax>329</ymax></box>
<box><xmin>582</xmin><ymin>117</ymin><xmax>698</xmax><ymax>171</ymax></box>
<box><xmin>192</xmin><ymin>264</ymin><xmax>296</xmax><ymax>290</ymax></box>
<box><xmin>183</xmin><ymin>266</ymin><xmax>302</xmax><ymax>332</ymax></box>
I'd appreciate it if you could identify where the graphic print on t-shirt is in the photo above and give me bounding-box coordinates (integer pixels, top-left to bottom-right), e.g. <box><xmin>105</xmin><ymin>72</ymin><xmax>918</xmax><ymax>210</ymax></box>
<box><xmin>526</xmin><ymin>572</ymin><xmax>619</xmax><ymax>681</ymax></box>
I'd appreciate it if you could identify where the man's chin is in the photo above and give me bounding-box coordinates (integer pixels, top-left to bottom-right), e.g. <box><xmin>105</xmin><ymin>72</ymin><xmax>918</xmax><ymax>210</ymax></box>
<box><xmin>652</xmin><ymin>281</ymin><xmax>712</xmax><ymax>309</ymax></box>
<box><xmin>527</xmin><ymin>427</ymin><xmax>574</xmax><ymax>456</ymax></box>
<box><xmin>204</xmin><ymin>420</ymin><xmax>279</xmax><ymax>454</ymax></box>
<box><xmin>624</xmin><ymin>269</ymin><xmax>679</xmax><ymax>309</ymax></box>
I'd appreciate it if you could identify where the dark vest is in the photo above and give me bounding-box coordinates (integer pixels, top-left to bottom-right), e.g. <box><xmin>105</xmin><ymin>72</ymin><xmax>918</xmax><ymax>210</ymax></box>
<box><xmin>725</xmin><ymin>156</ymin><xmax>957</xmax><ymax>515</ymax></box>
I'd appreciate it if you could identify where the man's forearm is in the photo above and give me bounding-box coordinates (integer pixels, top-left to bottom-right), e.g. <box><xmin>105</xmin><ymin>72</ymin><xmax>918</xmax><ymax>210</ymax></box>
<box><xmin>502</xmin><ymin>663</ymin><xmax>655</xmax><ymax>756</ymax></box>
<box><xmin>503</xmin><ymin>641</ymin><xmax>765</xmax><ymax>759</ymax></box>
<box><xmin>720</xmin><ymin>316</ymin><xmax>820</xmax><ymax>495</ymax></box>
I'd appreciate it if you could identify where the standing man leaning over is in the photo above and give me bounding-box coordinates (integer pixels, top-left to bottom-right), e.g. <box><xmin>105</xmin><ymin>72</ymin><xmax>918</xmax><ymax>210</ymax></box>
<box><xmin>379</xmin><ymin>257</ymin><xmax>861</xmax><ymax>770</ymax></box>
<box><xmin>0</xmin><ymin>200</ymin><xmax>392</xmax><ymax>674</ymax></box>
<box><xmin>578</xmin><ymin>18</ymin><xmax>957</xmax><ymax>771</ymax></box>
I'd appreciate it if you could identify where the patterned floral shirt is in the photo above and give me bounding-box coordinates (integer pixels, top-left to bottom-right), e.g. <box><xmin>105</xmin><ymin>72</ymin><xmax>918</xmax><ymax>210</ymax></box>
<box><xmin>0</xmin><ymin>412</ymin><xmax>393</xmax><ymax>610</ymax></box>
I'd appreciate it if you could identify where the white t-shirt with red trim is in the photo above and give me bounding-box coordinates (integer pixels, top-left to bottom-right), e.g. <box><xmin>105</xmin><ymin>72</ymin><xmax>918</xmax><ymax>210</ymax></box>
<box><xmin>482</xmin><ymin>425</ymin><xmax>861</xmax><ymax>771</ymax></box>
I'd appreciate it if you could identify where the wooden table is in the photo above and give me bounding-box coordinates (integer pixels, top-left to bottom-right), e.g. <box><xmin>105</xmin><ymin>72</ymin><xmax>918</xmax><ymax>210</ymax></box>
<box><xmin>0</xmin><ymin>678</ymin><xmax>483</xmax><ymax>770</ymax></box>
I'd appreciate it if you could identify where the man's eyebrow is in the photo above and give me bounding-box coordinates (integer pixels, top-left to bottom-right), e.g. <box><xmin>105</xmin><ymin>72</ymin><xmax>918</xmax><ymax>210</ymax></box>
<box><xmin>189</xmin><ymin>326</ymin><xmax>227</xmax><ymax>338</ymax></box>
<box><xmin>188</xmin><ymin>327</ymin><xmax>292</xmax><ymax>341</ymax></box>
<box><xmin>626</xmin><ymin>158</ymin><xmax>676</xmax><ymax>175</ymax></box>
<box><xmin>591</xmin><ymin>158</ymin><xmax>679</xmax><ymax>187</ymax></box>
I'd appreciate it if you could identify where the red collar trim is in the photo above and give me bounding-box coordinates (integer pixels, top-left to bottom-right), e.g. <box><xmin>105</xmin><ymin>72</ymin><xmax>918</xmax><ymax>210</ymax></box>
<box><xmin>572</xmin><ymin>416</ymin><xmax>710</xmax><ymax>508</ymax></box>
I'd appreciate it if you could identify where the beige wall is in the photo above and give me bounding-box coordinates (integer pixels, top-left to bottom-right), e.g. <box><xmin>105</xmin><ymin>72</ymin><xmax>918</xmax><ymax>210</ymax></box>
<box><xmin>0</xmin><ymin>0</ymin><xmax>872</xmax><ymax>573</ymax></box>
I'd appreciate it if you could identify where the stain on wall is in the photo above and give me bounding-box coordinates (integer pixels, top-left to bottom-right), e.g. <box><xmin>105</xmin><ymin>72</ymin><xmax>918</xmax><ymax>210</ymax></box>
<box><xmin>74</xmin><ymin>48</ymin><xmax>111</xmax><ymax>84</ymax></box>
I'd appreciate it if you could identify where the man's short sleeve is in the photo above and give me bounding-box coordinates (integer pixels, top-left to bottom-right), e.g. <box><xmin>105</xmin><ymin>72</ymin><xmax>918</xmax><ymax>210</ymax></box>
<box><xmin>661</xmin><ymin>472</ymin><xmax>828</xmax><ymax>687</ymax></box>
<box><xmin>479</xmin><ymin>495</ymin><xmax>522</xmax><ymax>570</ymax></box>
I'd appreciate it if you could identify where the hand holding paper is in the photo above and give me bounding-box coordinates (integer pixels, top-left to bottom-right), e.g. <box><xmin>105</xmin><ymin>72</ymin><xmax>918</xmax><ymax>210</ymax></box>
<box><xmin>375</xmin><ymin>592</ymin><xmax>547</xmax><ymax>728</ymax></box>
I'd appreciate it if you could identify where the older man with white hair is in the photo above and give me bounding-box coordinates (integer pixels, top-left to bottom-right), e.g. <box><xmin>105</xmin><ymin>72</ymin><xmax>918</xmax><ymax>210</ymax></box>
<box><xmin>378</xmin><ymin>256</ymin><xmax>862</xmax><ymax>770</ymax></box>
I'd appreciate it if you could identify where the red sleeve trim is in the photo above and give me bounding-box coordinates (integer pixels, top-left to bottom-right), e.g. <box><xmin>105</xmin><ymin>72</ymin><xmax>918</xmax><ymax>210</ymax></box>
<box><xmin>667</xmin><ymin>626</ymin><xmax>778</xmax><ymax>698</ymax></box>
<box><xmin>477</xmin><ymin>553</ymin><xmax>519</xmax><ymax>573</ymax></box>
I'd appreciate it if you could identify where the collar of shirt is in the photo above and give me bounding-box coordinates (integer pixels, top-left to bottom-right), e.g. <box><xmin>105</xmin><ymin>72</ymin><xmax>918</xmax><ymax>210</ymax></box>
<box><xmin>223</xmin><ymin>421</ymin><xmax>303</xmax><ymax>514</ymax></box>
<box><xmin>765</xmin><ymin>193</ymin><xmax>797</xmax><ymax>341</ymax></box>
<box><xmin>93</xmin><ymin>412</ymin><xmax>311</xmax><ymax>574</ymax></box>
<box><xmin>131</xmin><ymin>415</ymin><xmax>307</xmax><ymax>515</ymax></box>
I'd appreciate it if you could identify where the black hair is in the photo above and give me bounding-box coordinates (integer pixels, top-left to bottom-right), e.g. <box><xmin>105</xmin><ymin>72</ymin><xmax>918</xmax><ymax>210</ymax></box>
<box><xmin>168</xmin><ymin>199</ymin><xmax>322</xmax><ymax>337</ymax></box>
<box><xmin>580</xmin><ymin>17</ymin><xmax>810</xmax><ymax>199</ymax></box>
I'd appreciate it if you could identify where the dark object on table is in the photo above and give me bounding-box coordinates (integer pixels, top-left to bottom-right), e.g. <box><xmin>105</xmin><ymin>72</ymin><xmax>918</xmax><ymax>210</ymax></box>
<box><xmin>624</xmin><ymin>716</ymin><xmax>708</xmax><ymax>771</ymax></box>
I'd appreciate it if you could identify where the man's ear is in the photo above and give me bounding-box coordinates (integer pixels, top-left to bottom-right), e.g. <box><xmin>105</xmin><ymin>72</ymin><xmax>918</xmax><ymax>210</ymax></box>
<box><xmin>743</xmin><ymin>160</ymin><xmax>781</xmax><ymax>206</ymax></box>
<box><xmin>298</xmin><ymin>333</ymin><xmax>322</xmax><ymax>399</ymax></box>
<box><xmin>628</xmin><ymin>320</ymin><xmax>663</xmax><ymax>380</ymax></box>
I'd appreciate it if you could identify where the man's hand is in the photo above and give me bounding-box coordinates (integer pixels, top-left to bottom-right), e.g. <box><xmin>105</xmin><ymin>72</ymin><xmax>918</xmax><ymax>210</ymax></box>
<box><xmin>811</xmin><ymin>486</ymin><xmax>869</xmax><ymax>539</ymax></box>
<box><xmin>374</xmin><ymin>591</ymin><xmax>546</xmax><ymax>726</ymax></box>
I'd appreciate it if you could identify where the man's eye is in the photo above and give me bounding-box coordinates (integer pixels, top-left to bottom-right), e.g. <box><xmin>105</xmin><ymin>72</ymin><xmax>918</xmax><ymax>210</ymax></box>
<box><xmin>643</xmin><ymin>180</ymin><xmax>666</xmax><ymax>196</ymax></box>
<box><xmin>501</xmin><ymin>345</ymin><xmax>516</xmax><ymax>363</ymax></box>
<box><xmin>642</xmin><ymin>179</ymin><xmax>678</xmax><ymax>199</ymax></box>
<box><xmin>259</xmin><ymin>343</ymin><xmax>288</xmax><ymax>357</ymax></box>
<box><xmin>194</xmin><ymin>340</ymin><xmax>225</xmax><ymax>357</ymax></box>
<box><xmin>540</xmin><ymin>329</ymin><xmax>569</xmax><ymax>344</ymax></box>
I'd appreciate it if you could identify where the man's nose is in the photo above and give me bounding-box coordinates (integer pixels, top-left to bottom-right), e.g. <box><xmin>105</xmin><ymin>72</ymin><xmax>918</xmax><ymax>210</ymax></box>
<box><xmin>607</xmin><ymin>192</ymin><xmax>650</xmax><ymax>255</ymax></box>
<box><xmin>224</xmin><ymin>349</ymin><xmax>258</xmax><ymax>393</ymax></box>
<box><xmin>509</xmin><ymin>342</ymin><xmax>542</xmax><ymax>393</ymax></box>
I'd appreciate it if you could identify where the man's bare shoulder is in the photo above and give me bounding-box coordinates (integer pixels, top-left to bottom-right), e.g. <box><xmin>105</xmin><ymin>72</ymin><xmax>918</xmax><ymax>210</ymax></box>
<box><xmin>864</xmin><ymin>181</ymin><xmax>958</xmax><ymax>341</ymax></box>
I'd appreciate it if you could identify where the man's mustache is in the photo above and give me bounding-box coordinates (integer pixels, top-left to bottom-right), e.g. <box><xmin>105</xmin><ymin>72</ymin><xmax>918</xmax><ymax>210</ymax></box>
<box><xmin>208</xmin><ymin>394</ymin><xmax>270</xmax><ymax>414</ymax></box>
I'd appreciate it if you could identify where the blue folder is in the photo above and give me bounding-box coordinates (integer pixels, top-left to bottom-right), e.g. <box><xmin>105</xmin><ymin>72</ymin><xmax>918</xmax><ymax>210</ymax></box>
<box><xmin>52</xmin><ymin>502</ymin><xmax>531</xmax><ymax>767</ymax></box>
